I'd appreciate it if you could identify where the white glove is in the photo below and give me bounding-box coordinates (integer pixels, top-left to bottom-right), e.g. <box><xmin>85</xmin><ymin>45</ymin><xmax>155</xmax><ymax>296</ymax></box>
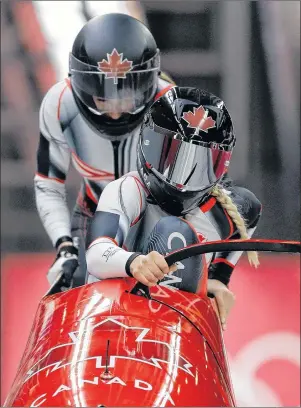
<box><xmin>47</xmin><ymin>244</ymin><xmax>79</xmax><ymax>287</ymax></box>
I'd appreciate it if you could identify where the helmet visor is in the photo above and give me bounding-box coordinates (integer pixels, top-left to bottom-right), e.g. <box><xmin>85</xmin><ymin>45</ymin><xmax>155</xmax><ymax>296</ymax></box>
<box><xmin>69</xmin><ymin>52</ymin><xmax>160</xmax><ymax>114</ymax></box>
<box><xmin>140</xmin><ymin>125</ymin><xmax>232</xmax><ymax>191</ymax></box>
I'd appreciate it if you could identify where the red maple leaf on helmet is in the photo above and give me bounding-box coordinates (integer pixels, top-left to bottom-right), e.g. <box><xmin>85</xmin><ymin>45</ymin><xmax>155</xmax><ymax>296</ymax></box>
<box><xmin>97</xmin><ymin>48</ymin><xmax>133</xmax><ymax>84</ymax></box>
<box><xmin>182</xmin><ymin>105</ymin><xmax>216</xmax><ymax>133</ymax></box>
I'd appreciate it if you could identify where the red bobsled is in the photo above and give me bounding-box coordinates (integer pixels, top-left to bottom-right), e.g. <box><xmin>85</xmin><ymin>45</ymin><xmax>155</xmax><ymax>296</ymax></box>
<box><xmin>4</xmin><ymin>239</ymin><xmax>300</xmax><ymax>407</ymax></box>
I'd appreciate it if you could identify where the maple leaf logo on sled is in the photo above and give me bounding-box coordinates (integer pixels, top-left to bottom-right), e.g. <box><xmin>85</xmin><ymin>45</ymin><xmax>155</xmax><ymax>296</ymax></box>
<box><xmin>97</xmin><ymin>49</ymin><xmax>133</xmax><ymax>84</ymax></box>
<box><xmin>182</xmin><ymin>106</ymin><xmax>216</xmax><ymax>133</ymax></box>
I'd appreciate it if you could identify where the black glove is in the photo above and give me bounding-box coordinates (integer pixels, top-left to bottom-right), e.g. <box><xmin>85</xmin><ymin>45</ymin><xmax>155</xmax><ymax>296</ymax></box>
<box><xmin>47</xmin><ymin>242</ymin><xmax>79</xmax><ymax>289</ymax></box>
<box><xmin>208</xmin><ymin>261</ymin><xmax>232</xmax><ymax>287</ymax></box>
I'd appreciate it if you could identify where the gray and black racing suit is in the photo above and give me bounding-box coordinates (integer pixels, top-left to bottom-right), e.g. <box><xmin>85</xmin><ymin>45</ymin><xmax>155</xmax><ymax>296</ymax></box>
<box><xmin>34</xmin><ymin>77</ymin><xmax>174</xmax><ymax>249</ymax></box>
<box><xmin>86</xmin><ymin>171</ymin><xmax>262</xmax><ymax>291</ymax></box>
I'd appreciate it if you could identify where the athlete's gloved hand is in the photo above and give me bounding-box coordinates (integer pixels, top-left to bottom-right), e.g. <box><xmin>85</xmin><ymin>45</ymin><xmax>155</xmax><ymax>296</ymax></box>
<box><xmin>129</xmin><ymin>251</ymin><xmax>177</xmax><ymax>287</ymax></box>
<box><xmin>207</xmin><ymin>279</ymin><xmax>236</xmax><ymax>331</ymax></box>
<box><xmin>47</xmin><ymin>242</ymin><xmax>79</xmax><ymax>289</ymax></box>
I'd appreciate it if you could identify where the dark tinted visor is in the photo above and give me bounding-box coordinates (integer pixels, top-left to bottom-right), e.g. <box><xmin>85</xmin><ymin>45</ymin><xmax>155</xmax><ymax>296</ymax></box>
<box><xmin>140</xmin><ymin>126</ymin><xmax>232</xmax><ymax>191</ymax></box>
<box><xmin>69</xmin><ymin>51</ymin><xmax>160</xmax><ymax>113</ymax></box>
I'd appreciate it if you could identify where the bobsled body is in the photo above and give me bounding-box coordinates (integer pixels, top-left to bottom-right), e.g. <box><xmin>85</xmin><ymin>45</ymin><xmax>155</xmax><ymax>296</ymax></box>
<box><xmin>5</xmin><ymin>278</ymin><xmax>235</xmax><ymax>407</ymax></box>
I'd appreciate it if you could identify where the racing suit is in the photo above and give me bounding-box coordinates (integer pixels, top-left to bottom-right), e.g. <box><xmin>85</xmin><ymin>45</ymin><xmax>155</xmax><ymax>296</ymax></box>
<box><xmin>86</xmin><ymin>172</ymin><xmax>262</xmax><ymax>291</ymax></box>
<box><xmin>34</xmin><ymin>77</ymin><xmax>174</xmax><ymax>248</ymax></box>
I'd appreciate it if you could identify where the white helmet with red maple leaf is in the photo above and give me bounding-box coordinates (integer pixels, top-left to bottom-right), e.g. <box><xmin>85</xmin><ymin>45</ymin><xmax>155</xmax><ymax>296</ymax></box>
<box><xmin>137</xmin><ymin>86</ymin><xmax>236</xmax><ymax>215</ymax></box>
<box><xmin>69</xmin><ymin>13</ymin><xmax>160</xmax><ymax>138</ymax></box>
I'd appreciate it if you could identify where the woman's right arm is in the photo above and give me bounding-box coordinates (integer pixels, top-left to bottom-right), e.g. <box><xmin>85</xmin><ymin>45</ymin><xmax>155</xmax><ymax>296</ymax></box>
<box><xmin>86</xmin><ymin>175</ymin><xmax>147</xmax><ymax>279</ymax></box>
<box><xmin>87</xmin><ymin>174</ymin><xmax>176</xmax><ymax>285</ymax></box>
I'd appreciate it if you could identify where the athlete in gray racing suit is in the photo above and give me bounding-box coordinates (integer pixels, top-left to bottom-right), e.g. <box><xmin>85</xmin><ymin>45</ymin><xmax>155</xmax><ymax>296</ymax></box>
<box><xmin>34</xmin><ymin>13</ymin><xmax>175</xmax><ymax>285</ymax></box>
<box><xmin>86</xmin><ymin>87</ymin><xmax>262</xmax><ymax>329</ymax></box>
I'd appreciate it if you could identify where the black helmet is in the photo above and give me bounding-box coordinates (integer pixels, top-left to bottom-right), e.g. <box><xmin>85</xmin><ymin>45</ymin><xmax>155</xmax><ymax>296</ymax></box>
<box><xmin>69</xmin><ymin>13</ymin><xmax>160</xmax><ymax>138</ymax></box>
<box><xmin>137</xmin><ymin>86</ymin><xmax>236</xmax><ymax>215</ymax></box>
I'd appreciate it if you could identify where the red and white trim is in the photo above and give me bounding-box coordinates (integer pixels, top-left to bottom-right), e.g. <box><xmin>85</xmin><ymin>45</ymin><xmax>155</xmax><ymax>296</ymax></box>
<box><xmin>35</xmin><ymin>172</ymin><xmax>65</xmax><ymax>184</ymax></box>
<box><xmin>88</xmin><ymin>236</ymin><xmax>118</xmax><ymax>250</ymax></box>
<box><xmin>72</xmin><ymin>153</ymin><xmax>115</xmax><ymax>181</ymax></box>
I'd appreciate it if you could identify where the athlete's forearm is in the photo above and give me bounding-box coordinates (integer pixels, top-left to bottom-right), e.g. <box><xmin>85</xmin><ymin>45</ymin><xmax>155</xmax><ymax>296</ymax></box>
<box><xmin>86</xmin><ymin>237</ymin><xmax>135</xmax><ymax>279</ymax></box>
<box><xmin>209</xmin><ymin>226</ymin><xmax>258</xmax><ymax>285</ymax></box>
<box><xmin>34</xmin><ymin>175</ymin><xmax>72</xmax><ymax>247</ymax></box>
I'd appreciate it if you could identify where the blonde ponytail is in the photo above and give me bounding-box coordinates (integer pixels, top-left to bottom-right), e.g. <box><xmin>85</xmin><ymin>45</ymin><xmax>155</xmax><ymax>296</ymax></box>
<box><xmin>211</xmin><ymin>185</ymin><xmax>260</xmax><ymax>268</ymax></box>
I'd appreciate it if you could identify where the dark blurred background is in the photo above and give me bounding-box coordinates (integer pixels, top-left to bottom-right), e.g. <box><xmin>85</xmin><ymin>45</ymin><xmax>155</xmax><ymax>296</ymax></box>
<box><xmin>1</xmin><ymin>2</ymin><xmax>300</xmax><ymax>407</ymax></box>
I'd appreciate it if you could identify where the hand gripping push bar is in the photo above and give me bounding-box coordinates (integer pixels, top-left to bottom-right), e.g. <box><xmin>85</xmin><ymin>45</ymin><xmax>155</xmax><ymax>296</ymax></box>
<box><xmin>130</xmin><ymin>239</ymin><xmax>301</xmax><ymax>299</ymax></box>
<box><xmin>46</xmin><ymin>239</ymin><xmax>300</xmax><ymax>297</ymax></box>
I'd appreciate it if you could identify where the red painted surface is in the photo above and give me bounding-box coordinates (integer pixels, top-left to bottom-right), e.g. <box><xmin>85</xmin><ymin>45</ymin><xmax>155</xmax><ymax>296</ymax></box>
<box><xmin>150</xmin><ymin>285</ymin><xmax>234</xmax><ymax>394</ymax></box>
<box><xmin>4</xmin><ymin>278</ymin><xmax>234</xmax><ymax>407</ymax></box>
<box><xmin>1</xmin><ymin>253</ymin><xmax>51</xmax><ymax>405</ymax></box>
<box><xmin>1</xmin><ymin>253</ymin><xmax>300</xmax><ymax>407</ymax></box>
<box><xmin>224</xmin><ymin>254</ymin><xmax>300</xmax><ymax>407</ymax></box>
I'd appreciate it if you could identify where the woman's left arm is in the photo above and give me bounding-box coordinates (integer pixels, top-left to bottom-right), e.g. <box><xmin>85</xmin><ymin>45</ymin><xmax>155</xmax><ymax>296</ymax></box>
<box><xmin>209</xmin><ymin>186</ymin><xmax>262</xmax><ymax>285</ymax></box>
